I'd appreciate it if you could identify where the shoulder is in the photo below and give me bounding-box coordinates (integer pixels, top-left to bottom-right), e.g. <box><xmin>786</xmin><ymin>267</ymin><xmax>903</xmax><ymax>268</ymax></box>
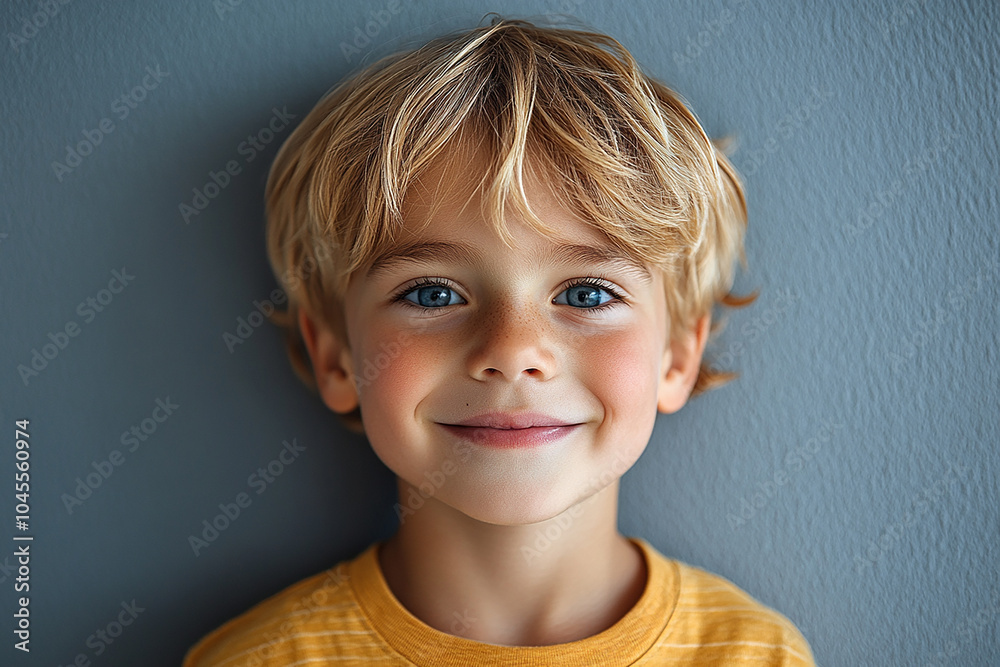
<box><xmin>182</xmin><ymin>558</ymin><xmax>358</xmax><ymax>666</ymax></box>
<box><xmin>663</xmin><ymin>558</ymin><xmax>816</xmax><ymax>666</ymax></box>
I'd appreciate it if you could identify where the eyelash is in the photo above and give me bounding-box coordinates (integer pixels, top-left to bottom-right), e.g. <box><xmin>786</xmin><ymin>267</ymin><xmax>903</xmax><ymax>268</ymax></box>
<box><xmin>389</xmin><ymin>275</ymin><xmax>627</xmax><ymax>313</ymax></box>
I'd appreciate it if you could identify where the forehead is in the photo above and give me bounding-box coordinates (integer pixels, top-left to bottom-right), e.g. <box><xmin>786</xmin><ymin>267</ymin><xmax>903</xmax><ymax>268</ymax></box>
<box><xmin>363</xmin><ymin>145</ymin><xmax>653</xmax><ymax>285</ymax></box>
<box><xmin>398</xmin><ymin>130</ymin><xmax>615</xmax><ymax>244</ymax></box>
<box><xmin>401</xmin><ymin>148</ymin><xmax>583</xmax><ymax>238</ymax></box>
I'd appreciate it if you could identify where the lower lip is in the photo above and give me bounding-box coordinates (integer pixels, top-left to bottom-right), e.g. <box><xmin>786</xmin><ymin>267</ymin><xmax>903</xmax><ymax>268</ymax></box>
<box><xmin>439</xmin><ymin>424</ymin><xmax>582</xmax><ymax>449</ymax></box>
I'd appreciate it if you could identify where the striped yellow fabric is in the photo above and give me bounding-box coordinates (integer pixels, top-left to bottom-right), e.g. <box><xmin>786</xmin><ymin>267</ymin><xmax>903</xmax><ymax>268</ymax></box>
<box><xmin>184</xmin><ymin>537</ymin><xmax>815</xmax><ymax>666</ymax></box>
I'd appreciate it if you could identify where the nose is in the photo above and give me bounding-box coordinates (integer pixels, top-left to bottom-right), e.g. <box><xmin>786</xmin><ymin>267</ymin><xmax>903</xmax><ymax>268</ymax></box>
<box><xmin>467</xmin><ymin>299</ymin><xmax>556</xmax><ymax>382</ymax></box>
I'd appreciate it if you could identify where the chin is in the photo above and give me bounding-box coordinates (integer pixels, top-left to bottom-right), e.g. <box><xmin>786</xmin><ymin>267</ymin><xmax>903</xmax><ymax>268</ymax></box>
<box><xmin>451</xmin><ymin>487</ymin><xmax>589</xmax><ymax>527</ymax></box>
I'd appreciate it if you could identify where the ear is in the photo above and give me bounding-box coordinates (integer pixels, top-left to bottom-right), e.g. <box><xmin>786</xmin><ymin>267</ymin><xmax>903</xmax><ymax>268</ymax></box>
<box><xmin>298</xmin><ymin>306</ymin><xmax>359</xmax><ymax>415</ymax></box>
<box><xmin>657</xmin><ymin>313</ymin><xmax>711</xmax><ymax>414</ymax></box>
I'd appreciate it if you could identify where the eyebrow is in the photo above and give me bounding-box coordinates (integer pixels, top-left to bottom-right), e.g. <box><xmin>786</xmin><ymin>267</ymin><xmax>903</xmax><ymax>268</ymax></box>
<box><xmin>364</xmin><ymin>240</ymin><xmax>653</xmax><ymax>284</ymax></box>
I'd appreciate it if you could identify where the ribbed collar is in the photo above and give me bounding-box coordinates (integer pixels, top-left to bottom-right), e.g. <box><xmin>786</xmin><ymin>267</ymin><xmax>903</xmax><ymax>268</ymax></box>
<box><xmin>350</xmin><ymin>536</ymin><xmax>679</xmax><ymax>666</ymax></box>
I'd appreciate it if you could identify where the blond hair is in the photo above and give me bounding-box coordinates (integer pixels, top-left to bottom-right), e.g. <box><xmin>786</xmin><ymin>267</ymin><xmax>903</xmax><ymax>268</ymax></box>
<box><xmin>265</xmin><ymin>17</ymin><xmax>753</xmax><ymax>434</ymax></box>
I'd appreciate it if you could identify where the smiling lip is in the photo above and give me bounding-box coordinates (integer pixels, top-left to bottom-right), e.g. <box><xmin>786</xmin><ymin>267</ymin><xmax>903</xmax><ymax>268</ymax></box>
<box><xmin>450</xmin><ymin>412</ymin><xmax>579</xmax><ymax>429</ymax></box>
<box><xmin>439</xmin><ymin>423</ymin><xmax>583</xmax><ymax>449</ymax></box>
<box><xmin>439</xmin><ymin>412</ymin><xmax>583</xmax><ymax>449</ymax></box>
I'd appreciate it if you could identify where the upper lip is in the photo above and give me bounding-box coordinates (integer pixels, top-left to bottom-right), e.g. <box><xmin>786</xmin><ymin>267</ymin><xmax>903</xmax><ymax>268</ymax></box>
<box><xmin>445</xmin><ymin>412</ymin><xmax>581</xmax><ymax>429</ymax></box>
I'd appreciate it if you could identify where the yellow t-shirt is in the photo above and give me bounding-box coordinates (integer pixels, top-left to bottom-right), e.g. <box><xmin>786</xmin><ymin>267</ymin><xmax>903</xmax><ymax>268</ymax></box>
<box><xmin>184</xmin><ymin>537</ymin><xmax>816</xmax><ymax>666</ymax></box>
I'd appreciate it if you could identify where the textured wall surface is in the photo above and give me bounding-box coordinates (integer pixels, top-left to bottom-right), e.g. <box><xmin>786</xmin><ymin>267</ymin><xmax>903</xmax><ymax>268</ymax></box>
<box><xmin>2</xmin><ymin>1</ymin><xmax>997</xmax><ymax>665</ymax></box>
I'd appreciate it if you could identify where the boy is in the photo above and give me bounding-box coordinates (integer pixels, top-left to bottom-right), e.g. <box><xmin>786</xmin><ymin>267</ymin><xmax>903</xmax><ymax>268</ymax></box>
<box><xmin>185</xmin><ymin>17</ymin><xmax>816</xmax><ymax>666</ymax></box>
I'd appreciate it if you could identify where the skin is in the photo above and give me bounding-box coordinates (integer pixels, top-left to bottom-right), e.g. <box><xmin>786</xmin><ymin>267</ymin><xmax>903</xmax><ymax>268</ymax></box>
<box><xmin>299</xmin><ymin>142</ymin><xmax>710</xmax><ymax>647</ymax></box>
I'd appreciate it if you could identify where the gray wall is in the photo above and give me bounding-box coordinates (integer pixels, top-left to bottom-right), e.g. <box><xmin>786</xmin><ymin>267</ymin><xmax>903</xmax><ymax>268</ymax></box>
<box><xmin>2</xmin><ymin>1</ymin><xmax>997</xmax><ymax>665</ymax></box>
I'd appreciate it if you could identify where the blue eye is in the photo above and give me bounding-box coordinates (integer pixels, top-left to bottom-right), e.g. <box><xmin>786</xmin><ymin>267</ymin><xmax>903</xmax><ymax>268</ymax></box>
<box><xmin>555</xmin><ymin>280</ymin><xmax>624</xmax><ymax>310</ymax></box>
<box><xmin>393</xmin><ymin>278</ymin><xmax>466</xmax><ymax>310</ymax></box>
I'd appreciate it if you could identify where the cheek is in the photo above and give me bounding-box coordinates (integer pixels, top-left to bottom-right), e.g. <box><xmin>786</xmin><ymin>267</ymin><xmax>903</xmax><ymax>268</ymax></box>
<box><xmin>578</xmin><ymin>328</ymin><xmax>661</xmax><ymax>411</ymax></box>
<box><xmin>351</xmin><ymin>332</ymin><xmax>442</xmax><ymax>473</ymax></box>
<box><xmin>353</xmin><ymin>331</ymin><xmax>443</xmax><ymax>419</ymax></box>
<box><xmin>573</xmin><ymin>327</ymin><xmax>662</xmax><ymax>486</ymax></box>
<box><xmin>582</xmin><ymin>325</ymin><xmax>663</xmax><ymax>465</ymax></box>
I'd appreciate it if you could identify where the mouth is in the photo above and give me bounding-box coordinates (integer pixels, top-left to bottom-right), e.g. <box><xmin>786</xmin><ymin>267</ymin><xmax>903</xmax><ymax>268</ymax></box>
<box><xmin>438</xmin><ymin>423</ymin><xmax>583</xmax><ymax>449</ymax></box>
<box><xmin>447</xmin><ymin>411</ymin><xmax>581</xmax><ymax>430</ymax></box>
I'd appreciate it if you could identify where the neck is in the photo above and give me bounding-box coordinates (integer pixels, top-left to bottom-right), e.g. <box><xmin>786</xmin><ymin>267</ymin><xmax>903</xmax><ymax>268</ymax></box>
<box><xmin>378</xmin><ymin>477</ymin><xmax>647</xmax><ymax>646</ymax></box>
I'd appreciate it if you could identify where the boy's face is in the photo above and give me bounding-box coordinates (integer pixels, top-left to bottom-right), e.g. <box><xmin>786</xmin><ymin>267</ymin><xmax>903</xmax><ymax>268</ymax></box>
<box><xmin>302</xmin><ymin>146</ymin><xmax>708</xmax><ymax>526</ymax></box>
